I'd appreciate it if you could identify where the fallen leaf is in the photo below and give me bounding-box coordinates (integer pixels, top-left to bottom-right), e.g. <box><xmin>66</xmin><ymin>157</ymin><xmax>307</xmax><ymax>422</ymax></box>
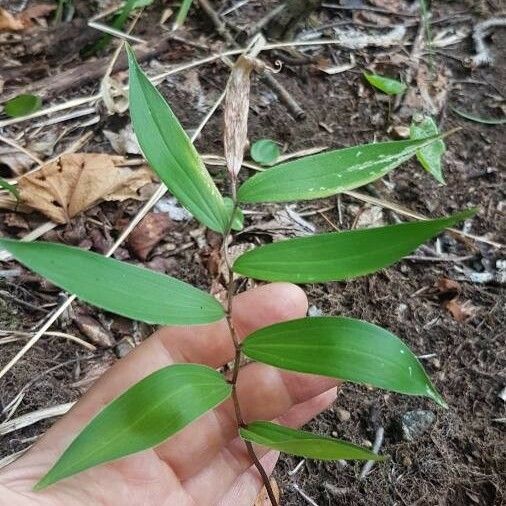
<box><xmin>127</xmin><ymin>212</ymin><xmax>173</xmax><ymax>260</ymax></box>
<box><xmin>436</xmin><ymin>277</ymin><xmax>461</xmax><ymax>296</ymax></box>
<box><xmin>0</xmin><ymin>4</ymin><xmax>54</xmax><ymax>31</ymax></box>
<box><xmin>254</xmin><ymin>478</ymin><xmax>280</xmax><ymax>506</ymax></box>
<box><xmin>18</xmin><ymin>153</ymin><xmax>154</xmax><ymax>223</ymax></box>
<box><xmin>224</xmin><ymin>55</ymin><xmax>256</xmax><ymax>180</ymax></box>
<box><xmin>443</xmin><ymin>298</ymin><xmax>478</xmax><ymax>322</ymax></box>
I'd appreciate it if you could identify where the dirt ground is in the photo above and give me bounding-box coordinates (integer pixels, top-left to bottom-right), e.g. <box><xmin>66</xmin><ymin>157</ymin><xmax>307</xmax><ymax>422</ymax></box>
<box><xmin>0</xmin><ymin>1</ymin><xmax>505</xmax><ymax>505</ymax></box>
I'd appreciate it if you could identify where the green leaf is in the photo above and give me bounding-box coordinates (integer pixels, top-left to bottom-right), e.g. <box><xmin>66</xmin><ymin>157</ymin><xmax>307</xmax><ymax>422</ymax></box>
<box><xmin>238</xmin><ymin>136</ymin><xmax>441</xmax><ymax>204</ymax></box>
<box><xmin>224</xmin><ymin>197</ymin><xmax>244</xmax><ymax>231</ymax></box>
<box><xmin>4</xmin><ymin>94</ymin><xmax>42</xmax><ymax>118</ymax></box>
<box><xmin>450</xmin><ymin>107</ymin><xmax>506</xmax><ymax>125</ymax></box>
<box><xmin>250</xmin><ymin>139</ymin><xmax>280</xmax><ymax>166</ymax></box>
<box><xmin>174</xmin><ymin>0</ymin><xmax>193</xmax><ymax>29</ymax></box>
<box><xmin>242</xmin><ymin>317</ymin><xmax>446</xmax><ymax>407</ymax></box>
<box><xmin>0</xmin><ymin>177</ymin><xmax>19</xmax><ymax>201</ymax></box>
<box><xmin>363</xmin><ymin>72</ymin><xmax>407</xmax><ymax>95</ymax></box>
<box><xmin>35</xmin><ymin>364</ymin><xmax>231</xmax><ymax>490</ymax></box>
<box><xmin>410</xmin><ymin>115</ymin><xmax>445</xmax><ymax>184</ymax></box>
<box><xmin>127</xmin><ymin>46</ymin><xmax>229</xmax><ymax>233</ymax></box>
<box><xmin>233</xmin><ymin>210</ymin><xmax>474</xmax><ymax>283</ymax></box>
<box><xmin>0</xmin><ymin>239</ymin><xmax>224</xmax><ymax>325</ymax></box>
<box><xmin>240</xmin><ymin>421</ymin><xmax>384</xmax><ymax>461</ymax></box>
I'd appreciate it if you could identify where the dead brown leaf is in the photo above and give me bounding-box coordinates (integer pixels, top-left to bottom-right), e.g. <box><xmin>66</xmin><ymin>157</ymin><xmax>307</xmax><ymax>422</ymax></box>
<box><xmin>0</xmin><ymin>4</ymin><xmax>54</xmax><ymax>31</ymax></box>
<box><xmin>224</xmin><ymin>55</ymin><xmax>256</xmax><ymax>180</ymax></box>
<box><xmin>18</xmin><ymin>153</ymin><xmax>154</xmax><ymax>223</ymax></box>
<box><xmin>254</xmin><ymin>478</ymin><xmax>280</xmax><ymax>506</ymax></box>
<box><xmin>436</xmin><ymin>277</ymin><xmax>461</xmax><ymax>296</ymax></box>
<box><xmin>443</xmin><ymin>298</ymin><xmax>478</xmax><ymax>322</ymax></box>
<box><xmin>127</xmin><ymin>212</ymin><xmax>173</xmax><ymax>261</ymax></box>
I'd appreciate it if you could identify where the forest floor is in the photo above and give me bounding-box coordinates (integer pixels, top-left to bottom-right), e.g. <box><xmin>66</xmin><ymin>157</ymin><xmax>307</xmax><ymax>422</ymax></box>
<box><xmin>0</xmin><ymin>1</ymin><xmax>504</xmax><ymax>505</ymax></box>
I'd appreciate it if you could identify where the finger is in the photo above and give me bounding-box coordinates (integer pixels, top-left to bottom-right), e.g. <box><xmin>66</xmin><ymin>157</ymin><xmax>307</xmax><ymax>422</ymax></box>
<box><xmin>186</xmin><ymin>389</ymin><xmax>336</xmax><ymax>505</ymax></box>
<box><xmin>22</xmin><ymin>283</ymin><xmax>307</xmax><ymax>462</ymax></box>
<box><xmin>154</xmin><ymin>364</ymin><xmax>338</xmax><ymax>480</ymax></box>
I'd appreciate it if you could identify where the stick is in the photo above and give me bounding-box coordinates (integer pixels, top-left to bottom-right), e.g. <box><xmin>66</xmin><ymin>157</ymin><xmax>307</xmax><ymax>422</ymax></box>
<box><xmin>359</xmin><ymin>426</ymin><xmax>384</xmax><ymax>479</ymax></box>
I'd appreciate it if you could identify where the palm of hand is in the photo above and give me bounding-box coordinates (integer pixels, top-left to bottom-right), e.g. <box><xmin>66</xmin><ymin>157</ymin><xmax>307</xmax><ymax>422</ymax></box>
<box><xmin>0</xmin><ymin>284</ymin><xmax>336</xmax><ymax>506</ymax></box>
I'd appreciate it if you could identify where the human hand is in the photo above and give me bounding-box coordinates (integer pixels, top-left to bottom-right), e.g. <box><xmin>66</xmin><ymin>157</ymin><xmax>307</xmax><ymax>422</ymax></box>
<box><xmin>0</xmin><ymin>283</ymin><xmax>337</xmax><ymax>505</ymax></box>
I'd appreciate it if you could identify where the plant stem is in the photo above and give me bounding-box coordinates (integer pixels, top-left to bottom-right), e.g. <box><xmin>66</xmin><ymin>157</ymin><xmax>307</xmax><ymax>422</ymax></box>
<box><xmin>221</xmin><ymin>199</ymin><xmax>278</xmax><ymax>506</ymax></box>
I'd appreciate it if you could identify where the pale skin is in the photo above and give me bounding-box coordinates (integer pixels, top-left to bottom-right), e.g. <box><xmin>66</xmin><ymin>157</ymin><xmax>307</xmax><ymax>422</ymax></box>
<box><xmin>0</xmin><ymin>283</ymin><xmax>338</xmax><ymax>505</ymax></box>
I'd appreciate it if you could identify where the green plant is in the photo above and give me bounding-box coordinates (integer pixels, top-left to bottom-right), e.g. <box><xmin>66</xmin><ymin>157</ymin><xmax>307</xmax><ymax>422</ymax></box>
<box><xmin>0</xmin><ymin>47</ymin><xmax>475</xmax><ymax>504</ymax></box>
<box><xmin>363</xmin><ymin>72</ymin><xmax>406</xmax><ymax>96</ymax></box>
<box><xmin>173</xmin><ymin>0</ymin><xmax>194</xmax><ymax>30</ymax></box>
<box><xmin>3</xmin><ymin>94</ymin><xmax>42</xmax><ymax>118</ymax></box>
<box><xmin>251</xmin><ymin>139</ymin><xmax>280</xmax><ymax>165</ymax></box>
<box><xmin>83</xmin><ymin>0</ymin><xmax>154</xmax><ymax>55</ymax></box>
<box><xmin>410</xmin><ymin>114</ymin><xmax>445</xmax><ymax>184</ymax></box>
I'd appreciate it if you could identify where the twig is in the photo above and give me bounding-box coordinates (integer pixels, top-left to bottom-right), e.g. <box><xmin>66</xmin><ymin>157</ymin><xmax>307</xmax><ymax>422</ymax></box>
<box><xmin>0</xmin><ymin>37</ymin><xmax>403</xmax><ymax>128</ymax></box>
<box><xmin>0</xmin><ymin>92</ymin><xmax>226</xmax><ymax>382</ymax></box>
<box><xmin>0</xmin><ymin>402</ymin><xmax>75</xmax><ymax>436</ymax></box>
<box><xmin>359</xmin><ymin>426</ymin><xmax>384</xmax><ymax>479</ymax></box>
<box><xmin>88</xmin><ymin>21</ymin><xmax>147</xmax><ymax>44</ymax></box>
<box><xmin>0</xmin><ymin>448</ymin><xmax>30</xmax><ymax>470</ymax></box>
<box><xmin>288</xmin><ymin>459</ymin><xmax>306</xmax><ymax>476</ymax></box>
<box><xmin>0</xmin><ymin>134</ymin><xmax>43</xmax><ymax>166</ymax></box>
<box><xmin>344</xmin><ymin>190</ymin><xmax>503</xmax><ymax>249</ymax></box>
<box><xmin>198</xmin><ymin>0</ymin><xmax>305</xmax><ymax>119</ymax></box>
<box><xmin>260</xmin><ymin>72</ymin><xmax>306</xmax><ymax>119</ymax></box>
<box><xmin>292</xmin><ymin>483</ymin><xmax>319</xmax><ymax>506</ymax></box>
<box><xmin>0</xmin><ymin>329</ymin><xmax>96</xmax><ymax>351</ymax></box>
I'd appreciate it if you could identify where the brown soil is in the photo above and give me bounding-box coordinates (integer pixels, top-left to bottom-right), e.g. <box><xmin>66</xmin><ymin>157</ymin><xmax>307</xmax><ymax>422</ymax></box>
<box><xmin>0</xmin><ymin>1</ymin><xmax>504</xmax><ymax>505</ymax></box>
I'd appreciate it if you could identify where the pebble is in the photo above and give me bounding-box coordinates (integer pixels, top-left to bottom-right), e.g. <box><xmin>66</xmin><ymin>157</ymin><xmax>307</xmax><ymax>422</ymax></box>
<box><xmin>336</xmin><ymin>407</ymin><xmax>351</xmax><ymax>422</ymax></box>
<box><xmin>401</xmin><ymin>410</ymin><xmax>436</xmax><ymax>441</ymax></box>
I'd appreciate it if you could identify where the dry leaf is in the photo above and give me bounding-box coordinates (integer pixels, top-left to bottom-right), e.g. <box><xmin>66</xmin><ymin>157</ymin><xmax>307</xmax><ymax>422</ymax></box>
<box><xmin>436</xmin><ymin>278</ymin><xmax>461</xmax><ymax>296</ymax></box>
<box><xmin>127</xmin><ymin>212</ymin><xmax>173</xmax><ymax>261</ymax></box>
<box><xmin>18</xmin><ymin>153</ymin><xmax>154</xmax><ymax>223</ymax></box>
<box><xmin>443</xmin><ymin>298</ymin><xmax>478</xmax><ymax>322</ymax></box>
<box><xmin>254</xmin><ymin>478</ymin><xmax>280</xmax><ymax>506</ymax></box>
<box><xmin>224</xmin><ymin>55</ymin><xmax>256</xmax><ymax>180</ymax></box>
<box><xmin>103</xmin><ymin>166</ymin><xmax>154</xmax><ymax>202</ymax></box>
<box><xmin>0</xmin><ymin>4</ymin><xmax>54</xmax><ymax>31</ymax></box>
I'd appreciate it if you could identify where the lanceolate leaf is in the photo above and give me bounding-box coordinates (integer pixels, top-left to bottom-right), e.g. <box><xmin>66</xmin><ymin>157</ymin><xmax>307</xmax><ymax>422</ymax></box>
<box><xmin>242</xmin><ymin>317</ymin><xmax>446</xmax><ymax>407</ymax></box>
<box><xmin>363</xmin><ymin>72</ymin><xmax>407</xmax><ymax>95</ymax></box>
<box><xmin>240</xmin><ymin>421</ymin><xmax>384</xmax><ymax>461</ymax></box>
<box><xmin>410</xmin><ymin>115</ymin><xmax>445</xmax><ymax>184</ymax></box>
<box><xmin>35</xmin><ymin>364</ymin><xmax>231</xmax><ymax>490</ymax></box>
<box><xmin>233</xmin><ymin>210</ymin><xmax>474</xmax><ymax>283</ymax></box>
<box><xmin>127</xmin><ymin>46</ymin><xmax>229</xmax><ymax>233</ymax></box>
<box><xmin>0</xmin><ymin>239</ymin><xmax>224</xmax><ymax>325</ymax></box>
<box><xmin>238</xmin><ymin>136</ymin><xmax>442</xmax><ymax>204</ymax></box>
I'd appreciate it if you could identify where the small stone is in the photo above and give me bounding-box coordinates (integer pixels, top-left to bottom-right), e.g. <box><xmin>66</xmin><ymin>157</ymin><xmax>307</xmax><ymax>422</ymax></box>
<box><xmin>331</xmin><ymin>431</ymin><xmax>338</xmax><ymax>437</ymax></box>
<box><xmin>401</xmin><ymin>410</ymin><xmax>436</xmax><ymax>441</ymax></box>
<box><xmin>308</xmin><ymin>305</ymin><xmax>323</xmax><ymax>317</ymax></box>
<box><xmin>336</xmin><ymin>407</ymin><xmax>351</xmax><ymax>422</ymax></box>
<box><xmin>115</xmin><ymin>337</ymin><xmax>135</xmax><ymax>358</ymax></box>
